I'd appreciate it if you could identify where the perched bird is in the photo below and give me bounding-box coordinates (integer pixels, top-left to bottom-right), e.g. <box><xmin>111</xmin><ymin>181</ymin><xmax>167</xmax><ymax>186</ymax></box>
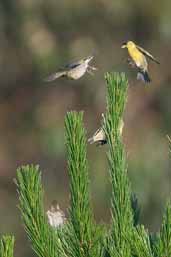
<box><xmin>46</xmin><ymin>200</ymin><xmax>66</xmax><ymax>228</ymax></box>
<box><xmin>45</xmin><ymin>55</ymin><xmax>96</xmax><ymax>81</ymax></box>
<box><xmin>88</xmin><ymin>119</ymin><xmax>124</xmax><ymax>146</ymax></box>
<box><xmin>121</xmin><ymin>41</ymin><xmax>159</xmax><ymax>83</ymax></box>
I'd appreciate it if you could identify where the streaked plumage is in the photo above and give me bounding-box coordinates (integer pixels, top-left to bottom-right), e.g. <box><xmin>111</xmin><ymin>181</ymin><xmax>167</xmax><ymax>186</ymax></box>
<box><xmin>45</xmin><ymin>56</ymin><xmax>96</xmax><ymax>81</ymax></box>
<box><xmin>122</xmin><ymin>41</ymin><xmax>159</xmax><ymax>83</ymax></box>
<box><xmin>88</xmin><ymin>127</ymin><xmax>107</xmax><ymax>146</ymax></box>
<box><xmin>88</xmin><ymin>119</ymin><xmax>124</xmax><ymax>146</ymax></box>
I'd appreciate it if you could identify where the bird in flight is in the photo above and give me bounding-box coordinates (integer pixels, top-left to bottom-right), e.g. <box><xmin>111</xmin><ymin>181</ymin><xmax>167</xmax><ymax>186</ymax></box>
<box><xmin>121</xmin><ymin>41</ymin><xmax>159</xmax><ymax>83</ymax></box>
<box><xmin>45</xmin><ymin>55</ymin><xmax>96</xmax><ymax>81</ymax></box>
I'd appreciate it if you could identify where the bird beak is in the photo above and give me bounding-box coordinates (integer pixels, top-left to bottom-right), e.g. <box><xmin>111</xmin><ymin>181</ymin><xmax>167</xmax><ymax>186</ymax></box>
<box><xmin>121</xmin><ymin>43</ymin><xmax>127</xmax><ymax>48</ymax></box>
<box><xmin>85</xmin><ymin>56</ymin><xmax>94</xmax><ymax>63</ymax></box>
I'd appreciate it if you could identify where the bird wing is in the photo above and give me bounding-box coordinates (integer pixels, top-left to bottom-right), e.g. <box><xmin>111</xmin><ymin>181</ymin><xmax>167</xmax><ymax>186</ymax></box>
<box><xmin>88</xmin><ymin>128</ymin><xmax>104</xmax><ymax>144</ymax></box>
<box><xmin>65</xmin><ymin>56</ymin><xmax>93</xmax><ymax>69</ymax></box>
<box><xmin>65</xmin><ymin>60</ymin><xmax>81</xmax><ymax>69</ymax></box>
<box><xmin>136</xmin><ymin>45</ymin><xmax>160</xmax><ymax>64</ymax></box>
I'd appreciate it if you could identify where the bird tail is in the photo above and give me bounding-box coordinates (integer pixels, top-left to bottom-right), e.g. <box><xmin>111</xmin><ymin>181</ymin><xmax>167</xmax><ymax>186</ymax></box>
<box><xmin>44</xmin><ymin>71</ymin><xmax>66</xmax><ymax>82</ymax></box>
<box><xmin>137</xmin><ymin>70</ymin><xmax>151</xmax><ymax>83</ymax></box>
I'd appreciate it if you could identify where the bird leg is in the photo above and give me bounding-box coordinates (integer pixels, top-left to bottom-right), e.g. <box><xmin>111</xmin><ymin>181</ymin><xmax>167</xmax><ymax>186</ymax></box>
<box><xmin>87</xmin><ymin>68</ymin><xmax>94</xmax><ymax>75</ymax></box>
<box><xmin>87</xmin><ymin>65</ymin><xmax>97</xmax><ymax>75</ymax></box>
<box><xmin>88</xmin><ymin>65</ymin><xmax>97</xmax><ymax>71</ymax></box>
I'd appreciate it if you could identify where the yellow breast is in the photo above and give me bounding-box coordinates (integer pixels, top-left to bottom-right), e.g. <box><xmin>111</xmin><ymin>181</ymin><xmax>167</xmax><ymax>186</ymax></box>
<box><xmin>128</xmin><ymin>47</ymin><xmax>146</xmax><ymax>68</ymax></box>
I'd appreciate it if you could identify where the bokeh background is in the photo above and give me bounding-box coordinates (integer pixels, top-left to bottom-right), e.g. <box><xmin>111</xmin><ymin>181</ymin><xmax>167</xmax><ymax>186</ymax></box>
<box><xmin>0</xmin><ymin>0</ymin><xmax>171</xmax><ymax>255</ymax></box>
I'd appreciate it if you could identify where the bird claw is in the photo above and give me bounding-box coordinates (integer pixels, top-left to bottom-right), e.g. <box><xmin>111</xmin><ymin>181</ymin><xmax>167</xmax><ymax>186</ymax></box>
<box><xmin>87</xmin><ymin>69</ymin><xmax>94</xmax><ymax>76</ymax></box>
<box><xmin>88</xmin><ymin>65</ymin><xmax>98</xmax><ymax>71</ymax></box>
<box><xmin>87</xmin><ymin>65</ymin><xmax>97</xmax><ymax>75</ymax></box>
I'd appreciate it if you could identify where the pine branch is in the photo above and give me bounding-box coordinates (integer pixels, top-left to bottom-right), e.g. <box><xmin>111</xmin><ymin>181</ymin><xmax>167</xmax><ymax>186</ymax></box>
<box><xmin>65</xmin><ymin>111</ymin><xmax>101</xmax><ymax>257</ymax></box>
<box><xmin>128</xmin><ymin>225</ymin><xmax>154</xmax><ymax>257</ymax></box>
<box><xmin>15</xmin><ymin>165</ymin><xmax>67</xmax><ymax>257</ymax></box>
<box><xmin>0</xmin><ymin>236</ymin><xmax>14</xmax><ymax>257</ymax></box>
<box><xmin>14</xmin><ymin>71</ymin><xmax>171</xmax><ymax>257</ymax></box>
<box><xmin>153</xmin><ymin>137</ymin><xmax>171</xmax><ymax>256</ymax></box>
<box><xmin>103</xmin><ymin>72</ymin><xmax>133</xmax><ymax>257</ymax></box>
<box><xmin>154</xmin><ymin>201</ymin><xmax>171</xmax><ymax>257</ymax></box>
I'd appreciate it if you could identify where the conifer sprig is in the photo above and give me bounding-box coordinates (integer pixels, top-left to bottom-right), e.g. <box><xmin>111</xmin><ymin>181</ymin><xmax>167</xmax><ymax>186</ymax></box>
<box><xmin>0</xmin><ymin>236</ymin><xmax>14</xmax><ymax>257</ymax></box>
<box><xmin>12</xmin><ymin>73</ymin><xmax>171</xmax><ymax>257</ymax></box>
<box><xmin>15</xmin><ymin>165</ymin><xmax>66</xmax><ymax>257</ymax></box>
<box><xmin>65</xmin><ymin>111</ymin><xmax>100</xmax><ymax>257</ymax></box>
<box><xmin>129</xmin><ymin>225</ymin><xmax>154</xmax><ymax>257</ymax></box>
<box><xmin>103</xmin><ymin>72</ymin><xmax>133</xmax><ymax>257</ymax></box>
<box><xmin>153</xmin><ymin>137</ymin><xmax>171</xmax><ymax>256</ymax></box>
<box><xmin>154</xmin><ymin>201</ymin><xmax>171</xmax><ymax>257</ymax></box>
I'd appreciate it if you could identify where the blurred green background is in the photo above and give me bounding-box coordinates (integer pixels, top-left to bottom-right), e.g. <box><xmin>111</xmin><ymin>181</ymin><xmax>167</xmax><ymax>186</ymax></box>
<box><xmin>0</xmin><ymin>0</ymin><xmax>171</xmax><ymax>255</ymax></box>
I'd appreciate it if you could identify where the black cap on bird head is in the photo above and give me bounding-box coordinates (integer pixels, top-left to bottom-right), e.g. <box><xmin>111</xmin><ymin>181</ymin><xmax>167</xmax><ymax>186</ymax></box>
<box><xmin>121</xmin><ymin>42</ymin><xmax>127</xmax><ymax>48</ymax></box>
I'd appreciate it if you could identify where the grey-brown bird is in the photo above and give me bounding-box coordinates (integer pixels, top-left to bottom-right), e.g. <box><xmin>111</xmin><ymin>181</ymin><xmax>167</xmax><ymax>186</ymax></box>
<box><xmin>46</xmin><ymin>200</ymin><xmax>66</xmax><ymax>228</ymax></box>
<box><xmin>88</xmin><ymin>119</ymin><xmax>124</xmax><ymax>146</ymax></box>
<box><xmin>121</xmin><ymin>41</ymin><xmax>159</xmax><ymax>83</ymax></box>
<box><xmin>88</xmin><ymin>127</ymin><xmax>107</xmax><ymax>146</ymax></box>
<box><xmin>45</xmin><ymin>56</ymin><xmax>96</xmax><ymax>81</ymax></box>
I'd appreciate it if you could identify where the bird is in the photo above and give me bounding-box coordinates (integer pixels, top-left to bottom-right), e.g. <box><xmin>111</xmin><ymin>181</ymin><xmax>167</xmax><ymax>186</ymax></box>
<box><xmin>44</xmin><ymin>55</ymin><xmax>96</xmax><ymax>81</ymax></box>
<box><xmin>88</xmin><ymin>127</ymin><xmax>107</xmax><ymax>146</ymax></box>
<box><xmin>46</xmin><ymin>200</ymin><xmax>66</xmax><ymax>228</ymax></box>
<box><xmin>88</xmin><ymin>119</ymin><xmax>124</xmax><ymax>146</ymax></box>
<box><xmin>121</xmin><ymin>41</ymin><xmax>159</xmax><ymax>83</ymax></box>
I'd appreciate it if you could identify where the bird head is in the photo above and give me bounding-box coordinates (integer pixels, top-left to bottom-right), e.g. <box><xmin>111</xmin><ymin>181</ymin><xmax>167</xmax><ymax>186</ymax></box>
<box><xmin>83</xmin><ymin>55</ymin><xmax>94</xmax><ymax>64</ymax></box>
<box><xmin>121</xmin><ymin>42</ymin><xmax>127</xmax><ymax>48</ymax></box>
<box><xmin>121</xmin><ymin>41</ymin><xmax>136</xmax><ymax>49</ymax></box>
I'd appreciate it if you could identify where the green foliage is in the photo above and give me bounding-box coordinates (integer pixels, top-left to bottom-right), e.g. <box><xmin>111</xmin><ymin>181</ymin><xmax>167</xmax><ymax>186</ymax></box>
<box><xmin>3</xmin><ymin>72</ymin><xmax>170</xmax><ymax>257</ymax></box>
<box><xmin>64</xmin><ymin>111</ymin><xmax>102</xmax><ymax>257</ymax></box>
<box><xmin>103</xmin><ymin>72</ymin><xmax>133</xmax><ymax>257</ymax></box>
<box><xmin>65</xmin><ymin>111</ymin><xmax>92</xmax><ymax>236</ymax></box>
<box><xmin>0</xmin><ymin>236</ymin><xmax>14</xmax><ymax>257</ymax></box>
<box><xmin>15</xmin><ymin>165</ymin><xmax>66</xmax><ymax>257</ymax></box>
<box><xmin>129</xmin><ymin>225</ymin><xmax>154</xmax><ymax>257</ymax></box>
<box><xmin>105</xmin><ymin>72</ymin><xmax>127</xmax><ymax>133</ymax></box>
<box><xmin>154</xmin><ymin>201</ymin><xmax>171</xmax><ymax>257</ymax></box>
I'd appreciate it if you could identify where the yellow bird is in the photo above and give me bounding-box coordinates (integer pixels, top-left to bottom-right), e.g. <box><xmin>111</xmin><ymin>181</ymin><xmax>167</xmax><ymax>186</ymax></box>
<box><xmin>121</xmin><ymin>41</ymin><xmax>159</xmax><ymax>83</ymax></box>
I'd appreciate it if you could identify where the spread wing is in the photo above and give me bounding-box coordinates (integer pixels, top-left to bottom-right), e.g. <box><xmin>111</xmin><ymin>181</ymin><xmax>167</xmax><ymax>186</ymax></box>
<box><xmin>136</xmin><ymin>45</ymin><xmax>160</xmax><ymax>64</ymax></box>
<box><xmin>65</xmin><ymin>62</ymin><xmax>80</xmax><ymax>69</ymax></box>
<box><xmin>65</xmin><ymin>56</ymin><xmax>93</xmax><ymax>69</ymax></box>
<box><xmin>65</xmin><ymin>59</ymin><xmax>83</xmax><ymax>69</ymax></box>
